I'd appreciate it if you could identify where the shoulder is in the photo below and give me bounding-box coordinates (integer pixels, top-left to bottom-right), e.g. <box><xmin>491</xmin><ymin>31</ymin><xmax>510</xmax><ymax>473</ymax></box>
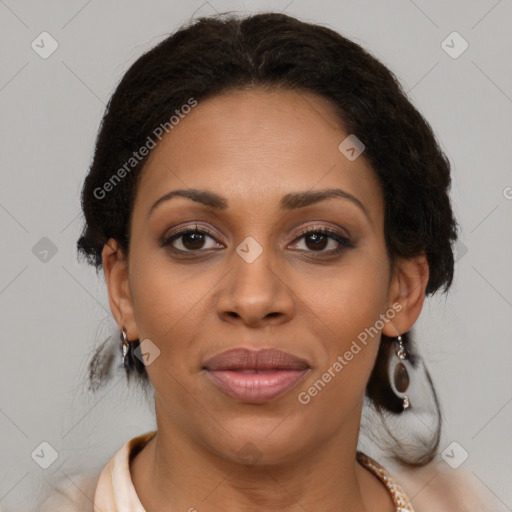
<box><xmin>386</xmin><ymin>458</ymin><xmax>494</xmax><ymax>512</ymax></box>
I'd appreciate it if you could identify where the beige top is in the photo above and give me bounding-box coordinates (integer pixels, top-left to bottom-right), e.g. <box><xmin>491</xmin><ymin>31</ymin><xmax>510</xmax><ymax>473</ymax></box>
<box><xmin>92</xmin><ymin>430</ymin><xmax>415</xmax><ymax>511</ymax></box>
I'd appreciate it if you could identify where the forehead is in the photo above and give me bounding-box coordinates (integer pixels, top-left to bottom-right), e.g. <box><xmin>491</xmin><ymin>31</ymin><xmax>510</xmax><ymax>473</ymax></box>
<box><xmin>134</xmin><ymin>88</ymin><xmax>383</xmax><ymax>223</ymax></box>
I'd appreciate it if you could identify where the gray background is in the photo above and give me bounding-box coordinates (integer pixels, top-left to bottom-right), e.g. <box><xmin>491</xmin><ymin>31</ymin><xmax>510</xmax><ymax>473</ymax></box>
<box><xmin>0</xmin><ymin>0</ymin><xmax>511</xmax><ymax>510</ymax></box>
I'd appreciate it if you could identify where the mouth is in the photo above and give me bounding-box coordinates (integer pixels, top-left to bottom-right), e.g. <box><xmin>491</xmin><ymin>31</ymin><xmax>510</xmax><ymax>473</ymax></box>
<box><xmin>202</xmin><ymin>348</ymin><xmax>310</xmax><ymax>403</ymax></box>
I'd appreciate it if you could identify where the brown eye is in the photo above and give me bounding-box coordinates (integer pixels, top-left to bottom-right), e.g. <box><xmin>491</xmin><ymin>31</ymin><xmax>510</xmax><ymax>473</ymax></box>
<box><xmin>160</xmin><ymin>225</ymin><xmax>353</xmax><ymax>256</ymax></box>
<box><xmin>303</xmin><ymin>232</ymin><xmax>329</xmax><ymax>251</ymax></box>
<box><xmin>178</xmin><ymin>231</ymin><xmax>208</xmax><ymax>250</ymax></box>
<box><xmin>162</xmin><ymin>226</ymin><xmax>222</xmax><ymax>252</ymax></box>
<box><xmin>291</xmin><ymin>227</ymin><xmax>353</xmax><ymax>254</ymax></box>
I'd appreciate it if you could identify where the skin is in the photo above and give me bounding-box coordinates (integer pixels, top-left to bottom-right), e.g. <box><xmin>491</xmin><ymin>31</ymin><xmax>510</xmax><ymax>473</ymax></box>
<box><xmin>102</xmin><ymin>88</ymin><xmax>429</xmax><ymax>512</ymax></box>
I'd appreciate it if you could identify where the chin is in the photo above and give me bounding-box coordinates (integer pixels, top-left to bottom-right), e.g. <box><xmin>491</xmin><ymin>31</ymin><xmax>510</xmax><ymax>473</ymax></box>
<box><xmin>198</xmin><ymin>413</ymin><xmax>316</xmax><ymax>467</ymax></box>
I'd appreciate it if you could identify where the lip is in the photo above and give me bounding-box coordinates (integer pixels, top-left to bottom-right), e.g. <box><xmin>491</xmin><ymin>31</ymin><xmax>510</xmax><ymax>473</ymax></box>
<box><xmin>203</xmin><ymin>348</ymin><xmax>310</xmax><ymax>403</ymax></box>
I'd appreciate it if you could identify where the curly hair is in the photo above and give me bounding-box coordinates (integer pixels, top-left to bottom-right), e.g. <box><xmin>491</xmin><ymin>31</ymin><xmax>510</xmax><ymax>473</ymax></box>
<box><xmin>77</xmin><ymin>12</ymin><xmax>459</xmax><ymax>466</ymax></box>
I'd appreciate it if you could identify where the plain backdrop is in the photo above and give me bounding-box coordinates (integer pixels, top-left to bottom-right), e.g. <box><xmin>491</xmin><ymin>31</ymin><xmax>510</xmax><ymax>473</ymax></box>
<box><xmin>0</xmin><ymin>0</ymin><xmax>511</xmax><ymax>510</ymax></box>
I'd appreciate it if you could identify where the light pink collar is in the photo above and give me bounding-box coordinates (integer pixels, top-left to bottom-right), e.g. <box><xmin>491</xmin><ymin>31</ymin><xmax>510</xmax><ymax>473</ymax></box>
<box><xmin>93</xmin><ymin>430</ymin><xmax>156</xmax><ymax>511</ymax></box>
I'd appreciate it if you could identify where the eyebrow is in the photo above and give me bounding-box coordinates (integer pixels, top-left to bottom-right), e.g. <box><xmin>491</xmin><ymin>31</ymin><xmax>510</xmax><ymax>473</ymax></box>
<box><xmin>148</xmin><ymin>187</ymin><xmax>370</xmax><ymax>220</ymax></box>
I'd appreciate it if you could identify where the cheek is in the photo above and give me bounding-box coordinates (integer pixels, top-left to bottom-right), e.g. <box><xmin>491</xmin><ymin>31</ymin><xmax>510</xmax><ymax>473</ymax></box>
<box><xmin>301</xmin><ymin>255</ymin><xmax>389</xmax><ymax>397</ymax></box>
<box><xmin>313</xmin><ymin>254</ymin><xmax>390</xmax><ymax>345</ymax></box>
<box><xmin>128</xmin><ymin>249</ymin><xmax>221</xmax><ymax>369</ymax></box>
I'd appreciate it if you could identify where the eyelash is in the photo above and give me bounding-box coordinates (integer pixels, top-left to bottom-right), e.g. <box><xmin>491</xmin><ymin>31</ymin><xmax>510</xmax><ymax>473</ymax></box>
<box><xmin>161</xmin><ymin>224</ymin><xmax>353</xmax><ymax>256</ymax></box>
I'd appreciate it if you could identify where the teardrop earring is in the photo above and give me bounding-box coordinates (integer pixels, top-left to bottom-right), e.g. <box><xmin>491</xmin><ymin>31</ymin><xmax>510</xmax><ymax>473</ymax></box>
<box><xmin>360</xmin><ymin>329</ymin><xmax>441</xmax><ymax>465</ymax></box>
<box><xmin>388</xmin><ymin>334</ymin><xmax>411</xmax><ymax>411</ymax></box>
<box><xmin>120</xmin><ymin>327</ymin><xmax>130</xmax><ymax>370</ymax></box>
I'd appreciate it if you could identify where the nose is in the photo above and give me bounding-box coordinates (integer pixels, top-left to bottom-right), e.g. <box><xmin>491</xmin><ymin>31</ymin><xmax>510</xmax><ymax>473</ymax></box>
<box><xmin>216</xmin><ymin>245</ymin><xmax>295</xmax><ymax>328</ymax></box>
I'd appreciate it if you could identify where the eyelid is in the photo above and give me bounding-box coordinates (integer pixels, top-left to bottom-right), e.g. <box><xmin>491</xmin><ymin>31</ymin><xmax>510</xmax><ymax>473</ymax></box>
<box><xmin>292</xmin><ymin>223</ymin><xmax>351</xmax><ymax>241</ymax></box>
<box><xmin>161</xmin><ymin>222</ymin><xmax>349</xmax><ymax>242</ymax></box>
<box><xmin>160</xmin><ymin>223</ymin><xmax>224</xmax><ymax>247</ymax></box>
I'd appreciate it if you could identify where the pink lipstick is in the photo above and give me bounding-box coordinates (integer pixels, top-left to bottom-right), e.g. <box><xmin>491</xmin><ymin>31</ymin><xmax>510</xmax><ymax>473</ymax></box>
<box><xmin>203</xmin><ymin>348</ymin><xmax>310</xmax><ymax>403</ymax></box>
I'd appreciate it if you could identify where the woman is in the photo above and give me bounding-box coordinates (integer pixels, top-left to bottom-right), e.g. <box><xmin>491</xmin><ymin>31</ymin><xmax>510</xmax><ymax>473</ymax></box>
<box><xmin>46</xmin><ymin>11</ymin><xmax>491</xmax><ymax>512</ymax></box>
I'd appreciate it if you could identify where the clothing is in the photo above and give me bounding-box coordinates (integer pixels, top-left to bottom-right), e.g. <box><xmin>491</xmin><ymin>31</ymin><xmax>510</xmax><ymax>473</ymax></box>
<box><xmin>93</xmin><ymin>430</ymin><xmax>415</xmax><ymax>511</ymax></box>
<box><xmin>93</xmin><ymin>430</ymin><xmax>157</xmax><ymax>511</ymax></box>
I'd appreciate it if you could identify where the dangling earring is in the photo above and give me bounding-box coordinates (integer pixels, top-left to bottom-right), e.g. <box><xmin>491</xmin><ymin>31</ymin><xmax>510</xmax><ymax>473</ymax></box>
<box><xmin>388</xmin><ymin>334</ymin><xmax>411</xmax><ymax>410</ymax></box>
<box><xmin>120</xmin><ymin>327</ymin><xmax>130</xmax><ymax>370</ymax></box>
<box><xmin>359</xmin><ymin>329</ymin><xmax>442</xmax><ymax>465</ymax></box>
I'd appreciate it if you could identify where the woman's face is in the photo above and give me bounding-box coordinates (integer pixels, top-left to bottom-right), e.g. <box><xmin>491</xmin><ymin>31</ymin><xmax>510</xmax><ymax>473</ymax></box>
<box><xmin>108</xmin><ymin>88</ymin><xmax>421</xmax><ymax>464</ymax></box>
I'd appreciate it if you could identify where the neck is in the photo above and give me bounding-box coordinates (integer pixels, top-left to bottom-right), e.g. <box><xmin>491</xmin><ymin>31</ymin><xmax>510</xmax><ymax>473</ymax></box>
<box><xmin>130</xmin><ymin>401</ymin><xmax>394</xmax><ymax>512</ymax></box>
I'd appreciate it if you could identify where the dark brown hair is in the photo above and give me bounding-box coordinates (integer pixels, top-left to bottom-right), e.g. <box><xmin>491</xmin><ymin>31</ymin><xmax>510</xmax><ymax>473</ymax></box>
<box><xmin>77</xmin><ymin>12</ymin><xmax>458</xmax><ymax>466</ymax></box>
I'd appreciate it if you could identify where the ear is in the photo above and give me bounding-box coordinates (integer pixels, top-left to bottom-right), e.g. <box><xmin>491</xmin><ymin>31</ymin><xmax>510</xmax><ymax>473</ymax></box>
<box><xmin>102</xmin><ymin>238</ymin><xmax>138</xmax><ymax>341</ymax></box>
<box><xmin>382</xmin><ymin>252</ymin><xmax>430</xmax><ymax>337</ymax></box>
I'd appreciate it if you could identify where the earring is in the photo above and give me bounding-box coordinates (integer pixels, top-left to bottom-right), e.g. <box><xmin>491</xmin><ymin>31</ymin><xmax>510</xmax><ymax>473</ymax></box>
<box><xmin>388</xmin><ymin>334</ymin><xmax>411</xmax><ymax>410</ymax></box>
<box><xmin>359</xmin><ymin>330</ymin><xmax>441</xmax><ymax>465</ymax></box>
<box><xmin>120</xmin><ymin>327</ymin><xmax>130</xmax><ymax>370</ymax></box>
